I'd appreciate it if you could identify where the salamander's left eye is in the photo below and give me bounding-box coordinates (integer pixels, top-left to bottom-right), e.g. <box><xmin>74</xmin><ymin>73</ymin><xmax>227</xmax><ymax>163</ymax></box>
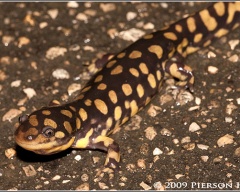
<box><xmin>42</xmin><ymin>127</ymin><xmax>55</xmax><ymax>138</ymax></box>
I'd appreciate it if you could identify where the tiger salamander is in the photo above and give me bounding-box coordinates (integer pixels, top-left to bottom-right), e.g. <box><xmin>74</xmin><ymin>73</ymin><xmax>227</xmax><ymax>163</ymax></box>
<box><xmin>15</xmin><ymin>2</ymin><xmax>240</xmax><ymax>181</ymax></box>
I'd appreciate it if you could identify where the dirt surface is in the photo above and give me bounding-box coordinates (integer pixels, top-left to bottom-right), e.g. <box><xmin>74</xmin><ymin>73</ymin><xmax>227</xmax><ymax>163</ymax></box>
<box><xmin>1</xmin><ymin>2</ymin><xmax>240</xmax><ymax>190</ymax></box>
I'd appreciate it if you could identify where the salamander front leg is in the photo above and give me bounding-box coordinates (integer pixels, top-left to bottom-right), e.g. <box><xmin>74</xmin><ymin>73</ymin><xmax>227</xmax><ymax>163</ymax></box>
<box><xmin>90</xmin><ymin>135</ymin><xmax>120</xmax><ymax>182</ymax></box>
<box><xmin>165</xmin><ymin>56</ymin><xmax>195</xmax><ymax>92</ymax></box>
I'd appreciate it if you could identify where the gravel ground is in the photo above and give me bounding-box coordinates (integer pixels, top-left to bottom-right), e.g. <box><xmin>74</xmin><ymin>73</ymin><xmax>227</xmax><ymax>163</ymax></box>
<box><xmin>1</xmin><ymin>2</ymin><xmax>240</xmax><ymax>190</ymax></box>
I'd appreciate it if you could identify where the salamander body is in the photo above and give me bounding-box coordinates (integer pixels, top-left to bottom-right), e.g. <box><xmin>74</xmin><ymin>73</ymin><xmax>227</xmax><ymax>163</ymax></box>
<box><xmin>15</xmin><ymin>2</ymin><xmax>240</xmax><ymax>181</ymax></box>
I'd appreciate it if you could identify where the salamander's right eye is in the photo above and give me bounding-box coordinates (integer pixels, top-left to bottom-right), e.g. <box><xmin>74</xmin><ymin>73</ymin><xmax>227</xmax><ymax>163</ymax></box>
<box><xmin>19</xmin><ymin>115</ymin><xmax>29</xmax><ymax>123</ymax></box>
<box><xmin>42</xmin><ymin>127</ymin><xmax>55</xmax><ymax>138</ymax></box>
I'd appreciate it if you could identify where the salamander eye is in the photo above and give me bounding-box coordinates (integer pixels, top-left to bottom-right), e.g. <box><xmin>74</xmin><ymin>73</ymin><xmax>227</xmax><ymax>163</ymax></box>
<box><xmin>42</xmin><ymin>127</ymin><xmax>55</xmax><ymax>138</ymax></box>
<box><xmin>19</xmin><ymin>115</ymin><xmax>29</xmax><ymax>123</ymax></box>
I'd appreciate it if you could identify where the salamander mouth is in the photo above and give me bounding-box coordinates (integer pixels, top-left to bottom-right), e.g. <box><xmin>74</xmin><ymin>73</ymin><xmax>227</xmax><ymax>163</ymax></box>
<box><xmin>15</xmin><ymin>136</ymin><xmax>75</xmax><ymax>155</ymax></box>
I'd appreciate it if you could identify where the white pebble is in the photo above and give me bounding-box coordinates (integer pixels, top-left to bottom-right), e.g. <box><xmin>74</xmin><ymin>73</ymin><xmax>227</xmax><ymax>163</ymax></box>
<box><xmin>225</xmin><ymin>117</ymin><xmax>233</xmax><ymax>123</ymax></box>
<box><xmin>48</xmin><ymin>9</ymin><xmax>58</xmax><ymax>19</ymax></box>
<box><xmin>119</xmin><ymin>28</ymin><xmax>145</xmax><ymax>42</ymax></box>
<box><xmin>23</xmin><ymin>87</ymin><xmax>36</xmax><ymax>99</ymax></box>
<box><xmin>189</xmin><ymin>122</ymin><xmax>201</xmax><ymax>132</ymax></box>
<box><xmin>52</xmin><ymin>175</ymin><xmax>61</xmax><ymax>181</ymax></box>
<box><xmin>11</xmin><ymin>80</ymin><xmax>21</xmax><ymax>87</ymax></box>
<box><xmin>39</xmin><ymin>22</ymin><xmax>48</xmax><ymax>29</ymax></box>
<box><xmin>68</xmin><ymin>83</ymin><xmax>81</xmax><ymax>96</ymax></box>
<box><xmin>67</xmin><ymin>1</ymin><xmax>79</xmax><ymax>8</ymax></box>
<box><xmin>153</xmin><ymin>148</ymin><xmax>163</xmax><ymax>156</ymax></box>
<box><xmin>201</xmin><ymin>156</ymin><xmax>209</xmax><ymax>162</ymax></box>
<box><xmin>208</xmin><ymin>66</ymin><xmax>218</xmax><ymax>74</ymax></box>
<box><xmin>217</xmin><ymin>134</ymin><xmax>234</xmax><ymax>147</ymax></box>
<box><xmin>197</xmin><ymin>144</ymin><xmax>209</xmax><ymax>150</ymax></box>
<box><xmin>46</xmin><ymin>46</ymin><xmax>67</xmax><ymax>60</ymax></box>
<box><xmin>126</xmin><ymin>12</ymin><xmax>137</xmax><ymax>21</ymax></box>
<box><xmin>74</xmin><ymin>155</ymin><xmax>82</xmax><ymax>161</ymax></box>
<box><xmin>52</xmin><ymin>68</ymin><xmax>70</xmax><ymax>79</ymax></box>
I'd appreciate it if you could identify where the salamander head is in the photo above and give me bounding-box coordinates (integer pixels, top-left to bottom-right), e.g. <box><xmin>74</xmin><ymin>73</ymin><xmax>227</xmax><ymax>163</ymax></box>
<box><xmin>15</xmin><ymin>107</ymin><xmax>76</xmax><ymax>155</ymax></box>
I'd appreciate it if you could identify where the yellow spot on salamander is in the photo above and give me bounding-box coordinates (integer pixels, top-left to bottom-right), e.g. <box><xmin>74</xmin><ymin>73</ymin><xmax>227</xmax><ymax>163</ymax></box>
<box><xmin>76</xmin><ymin>117</ymin><xmax>81</xmax><ymax>129</ymax></box>
<box><xmin>214</xmin><ymin>2</ymin><xmax>225</xmax><ymax>16</ymax></box>
<box><xmin>74</xmin><ymin>128</ymin><xmax>93</xmax><ymax>148</ymax></box>
<box><xmin>84</xmin><ymin>99</ymin><xmax>92</xmax><ymax>106</ymax></box>
<box><xmin>69</xmin><ymin>106</ymin><xmax>76</xmax><ymax>112</ymax></box>
<box><xmin>106</xmin><ymin>60</ymin><xmax>117</xmax><ymax>68</ymax></box>
<box><xmin>148</xmin><ymin>45</ymin><xmax>163</xmax><ymax>59</ymax></box>
<box><xmin>117</xmin><ymin>52</ymin><xmax>126</xmax><ymax>58</ymax></box>
<box><xmin>136</xmin><ymin>84</ymin><xmax>144</xmax><ymax>98</ymax></box>
<box><xmin>143</xmin><ymin>34</ymin><xmax>153</xmax><ymax>39</ymax></box>
<box><xmin>186</xmin><ymin>17</ymin><xmax>196</xmax><ymax>33</ymax></box>
<box><xmin>106</xmin><ymin>117</ymin><xmax>113</xmax><ymax>129</ymax></box>
<box><xmin>214</xmin><ymin>28</ymin><xmax>229</xmax><ymax>38</ymax></box>
<box><xmin>175</xmin><ymin>24</ymin><xmax>182</xmax><ymax>32</ymax></box>
<box><xmin>29</xmin><ymin>115</ymin><xmax>38</xmax><ymax>127</ymax></box>
<box><xmin>129</xmin><ymin>68</ymin><xmax>139</xmax><ymax>77</ymax></box>
<box><xmin>156</xmin><ymin>70</ymin><xmax>161</xmax><ymax>81</ymax></box>
<box><xmin>147</xmin><ymin>73</ymin><xmax>156</xmax><ymax>88</ymax></box>
<box><xmin>122</xmin><ymin>84</ymin><xmax>133</xmax><ymax>96</ymax></box>
<box><xmin>42</xmin><ymin>110</ymin><xmax>51</xmax><ymax>115</ymax></box>
<box><xmin>139</xmin><ymin>62</ymin><xmax>149</xmax><ymax>74</ymax></box>
<box><xmin>199</xmin><ymin>9</ymin><xmax>217</xmax><ymax>31</ymax></box>
<box><xmin>111</xmin><ymin>65</ymin><xmax>123</xmax><ymax>75</ymax></box>
<box><xmin>130</xmin><ymin>100</ymin><xmax>138</xmax><ymax>117</ymax></box>
<box><xmin>129</xmin><ymin>50</ymin><xmax>142</xmax><ymax>59</ymax></box>
<box><xmin>44</xmin><ymin>118</ymin><xmax>57</xmax><ymax>128</ymax></box>
<box><xmin>55</xmin><ymin>131</ymin><xmax>65</xmax><ymax>139</ymax></box>
<box><xmin>94</xmin><ymin>99</ymin><xmax>108</xmax><ymax>115</ymax></box>
<box><xmin>125</xmin><ymin>100</ymin><xmax>130</xmax><ymax>109</ymax></box>
<box><xmin>94</xmin><ymin>75</ymin><xmax>103</xmax><ymax>82</ymax></box>
<box><xmin>114</xmin><ymin>106</ymin><xmax>122</xmax><ymax>121</ymax></box>
<box><xmin>163</xmin><ymin>32</ymin><xmax>177</xmax><ymax>41</ymax></box>
<box><xmin>108</xmin><ymin>90</ymin><xmax>118</xmax><ymax>104</ymax></box>
<box><xmin>64</xmin><ymin>121</ymin><xmax>72</xmax><ymax>134</ymax></box>
<box><xmin>81</xmin><ymin>86</ymin><xmax>91</xmax><ymax>93</ymax></box>
<box><xmin>79</xmin><ymin>108</ymin><xmax>88</xmax><ymax>121</ymax></box>
<box><xmin>193</xmin><ymin>33</ymin><xmax>203</xmax><ymax>43</ymax></box>
<box><xmin>97</xmin><ymin>83</ymin><xmax>107</xmax><ymax>90</ymax></box>
<box><xmin>61</xmin><ymin>110</ymin><xmax>72</xmax><ymax>118</ymax></box>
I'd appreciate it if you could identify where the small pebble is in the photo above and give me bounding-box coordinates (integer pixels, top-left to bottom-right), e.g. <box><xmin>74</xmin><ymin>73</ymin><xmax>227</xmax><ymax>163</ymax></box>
<box><xmin>76</xmin><ymin>183</ymin><xmax>89</xmax><ymax>190</ymax></box>
<box><xmin>100</xmin><ymin>3</ymin><xmax>116</xmax><ymax>12</ymax></box>
<box><xmin>137</xmin><ymin>159</ymin><xmax>146</xmax><ymax>169</ymax></box>
<box><xmin>67</xmin><ymin>1</ymin><xmax>79</xmax><ymax>8</ymax></box>
<box><xmin>228</xmin><ymin>39</ymin><xmax>239</xmax><ymax>50</ymax></box>
<box><xmin>201</xmin><ymin>156</ymin><xmax>209</xmax><ymax>162</ymax></box>
<box><xmin>197</xmin><ymin>144</ymin><xmax>209</xmax><ymax>150</ymax></box>
<box><xmin>11</xmin><ymin>80</ymin><xmax>21</xmax><ymax>87</ymax></box>
<box><xmin>5</xmin><ymin>148</ymin><xmax>16</xmax><ymax>159</ymax></box>
<box><xmin>68</xmin><ymin>83</ymin><xmax>81</xmax><ymax>96</ymax></box>
<box><xmin>181</xmin><ymin>136</ymin><xmax>191</xmax><ymax>144</ymax></box>
<box><xmin>22</xmin><ymin>165</ymin><xmax>37</xmax><ymax>177</ymax></box>
<box><xmin>48</xmin><ymin>9</ymin><xmax>58</xmax><ymax>19</ymax></box>
<box><xmin>153</xmin><ymin>148</ymin><xmax>163</xmax><ymax>156</ymax></box>
<box><xmin>74</xmin><ymin>155</ymin><xmax>82</xmax><ymax>161</ymax></box>
<box><xmin>126</xmin><ymin>11</ymin><xmax>137</xmax><ymax>21</ymax></box>
<box><xmin>234</xmin><ymin>147</ymin><xmax>240</xmax><ymax>157</ymax></box>
<box><xmin>52</xmin><ymin>175</ymin><xmax>61</xmax><ymax>181</ymax></box>
<box><xmin>140</xmin><ymin>181</ymin><xmax>151</xmax><ymax>190</ymax></box>
<box><xmin>52</xmin><ymin>68</ymin><xmax>70</xmax><ymax>79</ymax></box>
<box><xmin>46</xmin><ymin>46</ymin><xmax>67</xmax><ymax>60</ymax></box>
<box><xmin>160</xmin><ymin>128</ymin><xmax>172</xmax><ymax>136</ymax></box>
<box><xmin>217</xmin><ymin>134</ymin><xmax>234</xmax><ymax>147</ymax></box>
<box><xmin>189</xmin><ymin>122</ymin><xmax>201</xmax><ymax>132</ymax></box>
<box><xmin>175</xmin><ymin>174</ymin><xmax>185</xmax><ymax>179</ymax></box>
<box><xmin>119</xmin><ymin>28</ymin><xmax>145</xmax><ymax>42</ymax></box>
<box><xmin>228</xmin><ymin>54</ymin><xmax>239</xmax><ymax>62</ymax></box>
<box><xmin>144</xmin><ymin>126</ymin><xmax>157</xmax><ymax>140</ymax></box>
<box><xmin>225</xmin><ymin>117</ymin><xmax>233</xmax><ymax>123</ymax></box>
<box><xmin>2</xmin><ymin>108</ymin><xmax>22</xmax><ymax>122</ymax></box>
<box><xmin>23</xmin><ymin>87</ymin><xmax>36</xmax><ymax>99</ymax></box>
<box><xmin>208</xmin><ymin>66</ymin><xmax>218</xmax><ymax>74</ymax></box>
<box><xmin>18</xmin><ymin>36</ymin><xmax>30</xmax><ymax>48</ymax></box>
